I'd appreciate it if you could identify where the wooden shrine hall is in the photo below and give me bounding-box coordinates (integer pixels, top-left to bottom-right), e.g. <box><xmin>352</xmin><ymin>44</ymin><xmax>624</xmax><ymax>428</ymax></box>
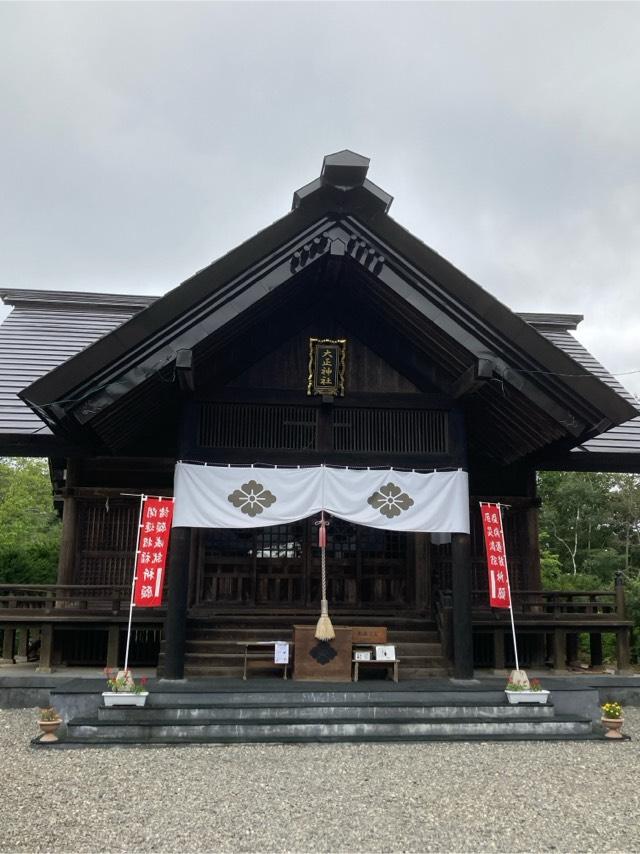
<box><xmin>0</xmin><ymin>150</ymin><xmax>638</xmax><ymax>680</ymax></box>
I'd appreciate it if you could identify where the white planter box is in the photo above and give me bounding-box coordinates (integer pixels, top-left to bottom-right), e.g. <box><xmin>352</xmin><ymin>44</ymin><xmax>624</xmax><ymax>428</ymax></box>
<box><xmin>102</xmin><ymin>691</ymin><xmax>149</xmax><ymax>707</ymax></box>
<box><xmin>505</xmin><ymin>689</ymin><xmax>550</xmax><ymax>705</ymax></box>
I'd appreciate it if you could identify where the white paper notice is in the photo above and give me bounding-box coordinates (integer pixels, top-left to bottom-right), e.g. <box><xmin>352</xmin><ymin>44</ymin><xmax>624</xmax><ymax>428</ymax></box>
<box><xmin>274</xmin><ymin>642</ymin><xmax>290</xmax><ymax>664</ymax></box>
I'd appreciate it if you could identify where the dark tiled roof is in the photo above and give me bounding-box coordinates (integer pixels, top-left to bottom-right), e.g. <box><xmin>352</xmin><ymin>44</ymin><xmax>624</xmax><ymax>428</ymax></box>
<box><xmin>0</xmin><ymin>290</ymin><xmax>157</xmax><ymax>436</ymax></box>
<box><xmin>518</xmin><ymin>314</ymin><xmax>640</xmax><ymax>460</ymax></box>
<box><xmin>0</xmin><ymin>289</ymin><xmax>637</xmax><ymax>462</ymax></box>
<box><xmin>516</xmin><ymin>312</ymin><xmax>584</xmax><ymax>330</ymax></box>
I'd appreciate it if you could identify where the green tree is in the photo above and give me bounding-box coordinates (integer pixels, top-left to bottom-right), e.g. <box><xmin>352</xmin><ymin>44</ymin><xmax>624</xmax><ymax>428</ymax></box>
<box><xmin>538</xmin><ymin>471</ymin><xmax>616</xmax><ymax>575</ymax></box>
<box><xmin>539</xmin><ymin>470</ymin><xmax>640</xmax><ymax>663</ymax></box>
<box><xmin>0</xmin><ymin>457</ymin><xmax>61</xmax><ymax>583</ymax></box>
<box><xmin>608</xmin><ymin>474</ymin><xmax>640</xmax><ymax>576</ymax></box>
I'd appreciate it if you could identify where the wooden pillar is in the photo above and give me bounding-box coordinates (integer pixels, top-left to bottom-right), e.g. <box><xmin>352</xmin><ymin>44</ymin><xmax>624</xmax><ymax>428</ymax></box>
<box><xmin>187</xmin><ymin>529</ymin><xmax>199</xmax><ymax>608</ymax></box>
<box><xmin>106</xmin><ymin>625</ymin><xmax>120</xmax><ymax>669</ymax></box>
<box><xmin>15</xmin><ymin>627</ymin><xmax>28</xmax><ymax>663</ymax></box>
<box><xmin>162</xmin><ymin>527</ymin><xmax>191</xmax><ymax>679</ymax></box>
<box><xmin>57</xmin><ymin>459</ymin><xmax>80</xmax><ymax>586</ymax></box>
<box><xmin>613</xmin><ymin>571</ymin><xmax>632</xmax><ymax>673</ymax></box>
<box><xmin>589</xmin><ymin>633</ymin><xmax>603</xmax><ymax>668</ymax></box>
<box><xmin>452</xmin><ymin>532</ymin><xmax>474</xmax><ymax>678</ymax></box>
<box><xmin>57</xmin><ymin>497</ymin><xmax>78</xmax><ymax>586</ymax></box>
<box><xmin>37</xmin><ymin>624</ymin><xmax>54</xmax><ymax>673</ymax></box>
<box><xmin>552</xmin><ymin>628</ymin><xmax>566</xmax><ymax>672</ymax></box>
<box><xmin>615</xmin><ymin>571</ymin><xmax>626</xmax><ymax>618</ymax></box>
<box><xmin>414</xmin><ymin>533</ymin><xmax>429</xmax><ymax>612</ymax></box>
<box><xmin>616</xmin><ymin>628</ymin><xmax>632</xmax><ymax>674</ymax></box>
<box><xmin>566</xmin><ymin>633</ymin><xmax>580</xmax><ymax>666</ymax></box>
<box><xmin>1</xmin><ymin>626</ymin><xmax>15</xmax><ymax>663</ymax></box>
<box><xmin>521</xmin><ymin>505</ymin><xmax>542</xmax><ymax>590</ymax></box>
<box><xmin>493</xmin><ymin>629</ymin><xmax>505</xmax><ymax>672</ymax></box>
<box><xmin>518</xmin><ymin>470</ymin><xmax>542</xmax><ymax>590</ymax></box>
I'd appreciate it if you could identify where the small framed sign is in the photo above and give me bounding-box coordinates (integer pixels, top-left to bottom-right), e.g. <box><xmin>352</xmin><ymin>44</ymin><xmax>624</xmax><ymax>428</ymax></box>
<box><xmin>274</xmin><ymin>642</ymin><xmax>290</xmax><ymax>664</ymax></box>
<box><xmin>354</xmin><ymin>650</ymin><xmax>372</xmax><ymax>662</ymax></box>
<box><xmin>307</xmin><ymin>338</ymin><xmax>346</xmax><ymax>396</ymax></box>
<box><xmin>375</xmin><ymin>645</ymin><xmax>396</xmax><ymax>661</ymax></box>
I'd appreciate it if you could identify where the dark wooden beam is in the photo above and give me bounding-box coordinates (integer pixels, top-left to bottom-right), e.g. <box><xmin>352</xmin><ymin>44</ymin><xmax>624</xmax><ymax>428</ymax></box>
<box><xmin>450</xmin><ymin>359</ymin><xmax>494</xmax><ymax>399</ymax></box>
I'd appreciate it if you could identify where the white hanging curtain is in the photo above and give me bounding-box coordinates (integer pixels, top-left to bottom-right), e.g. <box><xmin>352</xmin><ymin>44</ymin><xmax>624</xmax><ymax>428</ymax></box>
<box><xmin>172</xmin><ymin>463</ymin><xmax>469</xmax><ymax>534</ymax></box>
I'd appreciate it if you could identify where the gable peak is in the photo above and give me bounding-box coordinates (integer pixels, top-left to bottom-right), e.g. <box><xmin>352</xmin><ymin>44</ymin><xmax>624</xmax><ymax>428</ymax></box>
<box><xmin>321</xmin><ymin>150</ymin><xmax>370</xmax><ymax>190</ymax></box>
<box><xmin>292</xmin><ymin>150</ymin><xmax>393</xmax><ymax>213</ymax></box>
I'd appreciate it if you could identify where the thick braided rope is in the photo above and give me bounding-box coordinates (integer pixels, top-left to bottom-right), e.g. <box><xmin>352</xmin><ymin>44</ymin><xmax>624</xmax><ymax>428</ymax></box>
<box><xmin>320</xmin><ymin>540</ymin><xmax>327</xmax><ymax>602</ymax></box>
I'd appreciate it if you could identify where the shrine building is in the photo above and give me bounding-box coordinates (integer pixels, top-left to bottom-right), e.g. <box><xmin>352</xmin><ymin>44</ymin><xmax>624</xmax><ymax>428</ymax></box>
<box><xmin>0</xmin><ymin>150</ymin><xmax>638</xmax><ymax>679</ymax></box>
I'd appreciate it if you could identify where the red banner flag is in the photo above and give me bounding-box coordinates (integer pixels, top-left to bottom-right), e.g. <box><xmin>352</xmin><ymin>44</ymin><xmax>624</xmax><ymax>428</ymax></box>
<box><xmin>133</xmin><ymin>497</ymin><xmax>174</xmax><ymax>607</ymax></box>
<box><xmin>480</xmin><ymin>502</ymin><xmax>511</xmax><ymax>609</ymax></box>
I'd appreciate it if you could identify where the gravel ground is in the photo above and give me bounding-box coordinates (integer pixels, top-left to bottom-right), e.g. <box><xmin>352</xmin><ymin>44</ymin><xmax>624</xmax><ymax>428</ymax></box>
<box><xmin>1</xmin><ymin>708</ymin><xmax>639</xmax><ymax>854</ymax></box>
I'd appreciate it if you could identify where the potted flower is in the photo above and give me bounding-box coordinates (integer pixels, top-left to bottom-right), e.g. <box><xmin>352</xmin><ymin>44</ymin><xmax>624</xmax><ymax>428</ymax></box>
<box><xmin>505</xmin><ymin>677</ymin><xmax>550</xmax><ymax>705</ymax></box>
<box><xmin>102</xmin><ymin>668</ymin><xmax>149</xmax><ymax>707</ymax></box>
<box><xmin>37</xmin><ymin>706</ymin><xmax>62</xmax><ymax>743</ymax></box>
<box><xmin>601</xmin><ymin>701</ymin><xmax>624</xmax><ymax>739</ymax></box>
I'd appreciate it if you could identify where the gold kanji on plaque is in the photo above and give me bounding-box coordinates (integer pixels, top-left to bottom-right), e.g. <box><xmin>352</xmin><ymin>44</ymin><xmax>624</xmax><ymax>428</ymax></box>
<box><xmin>307</xmin><ymin>338</ymin><xmax>346</xmax><ymax>396</ymax></box>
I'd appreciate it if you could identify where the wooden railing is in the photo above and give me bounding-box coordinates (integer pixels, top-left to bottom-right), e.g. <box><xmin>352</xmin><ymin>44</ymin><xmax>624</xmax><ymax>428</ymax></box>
<box><xmin>473</xmin><ymin>589</ymin><xmax>621</xmax><ymax>619</ymax></box>
<box><xmin>434</xmin><ymin>581</ymin><xmax>632</xmax><ymax>671</ymax></box>
<box><xmin>0</xmin><ymin>584</ymin><xmax>132</xmax><ymax>616</ymax></box>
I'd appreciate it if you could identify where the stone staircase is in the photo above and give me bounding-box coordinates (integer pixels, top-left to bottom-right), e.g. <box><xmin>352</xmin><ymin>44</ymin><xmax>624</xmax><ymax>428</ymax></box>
<box><xmin>60</xmin><ymin>683</ymin><xmax>596</xmax><ymax>745</ymax></box>
<box><xmin>158</xmin><ymin>614</ymin><xmax>449</xmax><ymax>679</ymax></box>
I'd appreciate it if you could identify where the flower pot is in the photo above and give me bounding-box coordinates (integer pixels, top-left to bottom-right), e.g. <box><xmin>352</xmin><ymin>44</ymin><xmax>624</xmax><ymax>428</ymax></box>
<box><xmin>601</xmin><ymin>716</ymin><xmax>624</xmax><ymax>739</ymax></box>
<box><xmin>102</xmin><ymin>691</ymin><xmax>148</xmax><ymax>707</ymax></box>
<box><xmin>38</xmin><ymin>719</ymin><xmax>62</xmax><ymax>743</ymax></box>
<box><xmin>505</xmin><ymin>689</ymin><xmax>550</xmax><ymax>705</ymax></box>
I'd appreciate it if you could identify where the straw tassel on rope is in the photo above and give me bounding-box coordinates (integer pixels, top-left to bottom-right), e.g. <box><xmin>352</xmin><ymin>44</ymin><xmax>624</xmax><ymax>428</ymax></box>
<box><xmin>314</xmin><ymin>511</ymin><xmax>335</xmax><ymax>641</ymax></box>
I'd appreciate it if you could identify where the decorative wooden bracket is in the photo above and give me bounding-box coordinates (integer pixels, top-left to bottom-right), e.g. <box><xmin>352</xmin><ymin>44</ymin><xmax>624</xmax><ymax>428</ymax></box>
<box><xmin>176</xmin><ymin>349</ymin><xmax>195</xmax><ymax>393</ymax></box>
<box><xmin>346</xmin><ymin>234</ymin><xmax>385</xmax><ymax>274</ymax></box>
<box><xmin>451</xmin><ymin>358</ymin><xmax>495</xmax><ymax>399</ymax></box>
<box><xmin>290</xmin><ymin>233</ymin><xmax>331</xmax><ymax>272</ymax></box>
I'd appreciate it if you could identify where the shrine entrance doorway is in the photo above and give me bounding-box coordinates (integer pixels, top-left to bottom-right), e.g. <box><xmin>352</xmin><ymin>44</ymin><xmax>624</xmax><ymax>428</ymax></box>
<box><xmin>195</xmin><ymin>518</ymin><xmax>418</xmax><ymax>611</ymax></box>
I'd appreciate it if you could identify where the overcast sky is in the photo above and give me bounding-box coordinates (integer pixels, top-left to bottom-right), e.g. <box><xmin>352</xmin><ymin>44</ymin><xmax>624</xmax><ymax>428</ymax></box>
<box><xmin>1</xmin><ymin>1</ymin><xmax>639</xmax><ymax>396</ymax></box>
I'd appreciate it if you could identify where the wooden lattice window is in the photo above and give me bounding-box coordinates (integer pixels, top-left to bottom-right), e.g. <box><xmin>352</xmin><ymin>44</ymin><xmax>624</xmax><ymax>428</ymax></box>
<box><xmin>332</xmin><ymin>408</ymin><xmax>448</xmax><ymax>454</ymax></box>
<box><xmin>199</xmin><ymin>403</ymin><xmax>317</xmax><ymax>450</ymax></box>
<box><xmin>75</xmin><ymin>499</ymin><xmax>139</xmax><ymax>586</ymax></box>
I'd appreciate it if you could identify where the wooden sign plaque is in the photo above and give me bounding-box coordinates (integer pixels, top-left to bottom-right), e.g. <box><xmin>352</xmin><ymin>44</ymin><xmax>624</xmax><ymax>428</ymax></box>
<box><xmin>307</xmin><ymin>338</ymin><xmax>346</xmax><ymax>396</ymax></box>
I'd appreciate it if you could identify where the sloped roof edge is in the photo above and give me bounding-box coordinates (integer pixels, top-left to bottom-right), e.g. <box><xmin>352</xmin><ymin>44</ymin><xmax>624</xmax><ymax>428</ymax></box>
<box><xmin>18</xmin><ymin>152</ymin><xmax>639</xmax><ymax>442</ymax></box>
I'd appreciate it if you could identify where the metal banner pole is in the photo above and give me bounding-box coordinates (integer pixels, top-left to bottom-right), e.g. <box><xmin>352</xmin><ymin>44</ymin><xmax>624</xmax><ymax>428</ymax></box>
<box><xmin>499</xmin><ymin>503</ymin><xmax>520</xmax><ymax>672</ymax></box>
<box><xmin>122</xmin><ymin>493</ymin><xmax>146</xmax><ymax>673</ymax></box>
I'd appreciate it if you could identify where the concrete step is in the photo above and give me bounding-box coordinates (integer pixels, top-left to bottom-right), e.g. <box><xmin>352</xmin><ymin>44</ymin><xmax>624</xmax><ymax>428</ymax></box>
<box><xmin>112</xmin><ymin>687</ymin><xmax>519</xmax><ymax>707</ymax></box>
<box><xmin>65</xmin><ymin>714</ymin><xmax>593</xmax><ymax>743</ymax></box>
<box><xmin>97</xmin><ymin>702</ymin><xmax>557</xmax><ymax>723</ymax></box>
<box><xmin>57</xmin><ymin>731</ymin><xmax>605</xmax><ymax>746</ymax></box>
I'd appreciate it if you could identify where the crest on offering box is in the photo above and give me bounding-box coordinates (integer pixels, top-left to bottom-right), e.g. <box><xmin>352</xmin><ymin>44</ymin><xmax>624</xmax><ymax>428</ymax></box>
<box><xmin>307</xmin><ymin>338</ymin><xmax>347</xmax><ymax>396</ymax></box>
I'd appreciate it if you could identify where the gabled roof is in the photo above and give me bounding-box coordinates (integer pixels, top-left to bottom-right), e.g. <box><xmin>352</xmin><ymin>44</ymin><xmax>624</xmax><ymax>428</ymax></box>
<box><xmin>0</xmin><ymin>289</ymin><xmax>154</xmax><ymax>451</ymax></box>
<box><xmin>7</xmin><ymin>150</ymin><xmax>640</xmax><ymax>465</ymax></box>
<box><xmin>523</xmin><ymin>314</ymin><xmax>640</xmax><ymax>470</ymax></box>
<box><xmin>1</xmin><ymin>290</ymin><xmax>638</xmax><ymax>467</ymax></box>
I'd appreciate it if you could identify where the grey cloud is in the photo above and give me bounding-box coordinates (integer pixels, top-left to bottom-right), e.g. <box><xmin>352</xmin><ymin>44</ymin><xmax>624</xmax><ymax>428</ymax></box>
<box><xmin>0</xmin><ymin>1</ymin><xmax>639</xmax><ymax>393</ymax></box>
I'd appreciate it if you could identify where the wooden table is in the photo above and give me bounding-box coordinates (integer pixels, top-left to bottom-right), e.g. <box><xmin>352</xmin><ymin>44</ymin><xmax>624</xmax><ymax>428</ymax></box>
<box><xmin>236</xmin><ymin>641</ymin><xmax>291</xmax><ymax>680</ymax></box>
<box><xmin>352</xmin><ymin>657</ymin><xmax>400</xmax><ymax>683</ymax></box>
